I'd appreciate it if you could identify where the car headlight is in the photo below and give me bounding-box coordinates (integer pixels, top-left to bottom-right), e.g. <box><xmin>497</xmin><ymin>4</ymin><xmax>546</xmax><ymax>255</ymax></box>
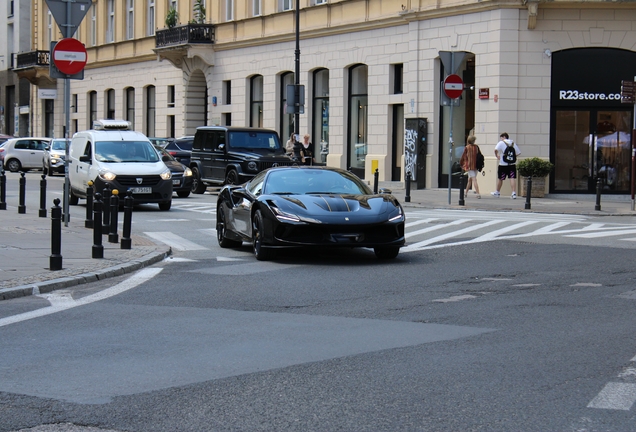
<box><xmin>247</xmin><ymin>161</ymin><xmax>258</xmax><ymax>172</ymax></box>
<box><xmin>98</xmin><ymin>170</ymin><xmax>116</xmax><ymax>181</ymax></box>
<box><xmin>271</xmin><ymin>206</ymin><xmax>301</xmax><ymax>222</ymax></box>
<box><xmin>160</xmin><ymin>169</ymin><xmax>172</xmax><ymax>180</ymax></box>
<box><xmin>388</xmin><ymin>206</ymin><xmax>404</xmax><ymax>222</ymax></box>
<box><xmin>50</xmin><ymin>158</ymin><xmax>60</xmax><ymax>164</ymax></box>
<box><xmin>184</xmin><ymin>167</ymin><xmax>193</xmax><ymax>177</ymax></box>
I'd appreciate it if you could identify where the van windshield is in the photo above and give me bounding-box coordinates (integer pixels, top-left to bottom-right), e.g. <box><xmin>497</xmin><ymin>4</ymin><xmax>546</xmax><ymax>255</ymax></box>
<box><xmin>228</xmin><ymin>131</ymin><xmax>281</xmax><ymax>150</ymax></box>
<box><xmin>95</xmin><ymin>141</ymin><xmax>160</xmax><ymax>163</ymax></box>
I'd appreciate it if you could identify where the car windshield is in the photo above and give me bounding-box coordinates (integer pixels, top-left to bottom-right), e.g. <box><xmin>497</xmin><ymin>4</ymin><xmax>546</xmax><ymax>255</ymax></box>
<box><xmin>228</xmin><ymin>131</ymin><xmax>281</xmax><ymax>150</ymax></box>
<box><xmin>51</xmin><ymin>140</ymin><xmax>68</xmax><ymax>151</ymax></box>
<box><xmin>263</xmin><ymin>169</ymin><xmax>372</xmax><ymax>195</ymax></box>
<box><xmin>95</xmin><ymin>141</ymin><xmax>160</xmax><ymax>163</ymax></box>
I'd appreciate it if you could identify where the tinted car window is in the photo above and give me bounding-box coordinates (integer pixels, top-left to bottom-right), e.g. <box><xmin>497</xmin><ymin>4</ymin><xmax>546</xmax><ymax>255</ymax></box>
<box><xmin>228</xmin><ymin>131</ymin><xmax>280</xmax><ymax>150</ymax></box>
<box><xmin>174</xmin><ymin>140</ymin><xmax>192</xmax><ymax>151</ymax></box>
<box><xmin>246</xmin><ymin>170</ymin><xmax>267</xmax><ymax>196</ymax></box>
<box><xmin>15</xmin><ymin>141</ymin><xmax>30</xmax><ymax>150</ymax></box>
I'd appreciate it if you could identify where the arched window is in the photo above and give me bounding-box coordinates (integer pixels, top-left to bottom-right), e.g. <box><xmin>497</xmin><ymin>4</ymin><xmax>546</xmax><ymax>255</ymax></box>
<box><xmin>88</xmin><ymin>91</ymin><xmax>97</xmax><ymax>128</ymax></box>
<box><xmin>145</xmin><ymin>85</ymin><xmax>156</xmax><ymax>137</ymax></box>
<box><xmin>250</xmin><ymin>75</ymin><xmax>263</xmax><ymax>128</ymax></box>
<box><xmin>106</xmin><ymin>89</ymin><xmax>115</xmax><ymax>119</ymax></box>
<box><xmin>280</xmin><ymin>72</ymin><xmax>294</xmax><ymax>140</ymax></box>
<box><xmin>348</xmin><ymin>64</ymin><xmax>368</xmax><ymax>176</ymax></box>
<box><xmin>125</xmin><ymin>87</ymin><xmax>135</xmax><ymax>129</ymax></box>
<box><xmin>313</xmin><ymin>69</ymin><xmax>329</xmax><ymax>163</ymax></box>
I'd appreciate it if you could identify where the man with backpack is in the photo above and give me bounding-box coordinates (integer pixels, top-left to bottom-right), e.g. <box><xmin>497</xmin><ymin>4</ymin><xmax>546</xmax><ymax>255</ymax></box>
<box><xmin>491</xmin><ymin>132</ymin><xmax>521</xmax><ymax>199</ymax></box>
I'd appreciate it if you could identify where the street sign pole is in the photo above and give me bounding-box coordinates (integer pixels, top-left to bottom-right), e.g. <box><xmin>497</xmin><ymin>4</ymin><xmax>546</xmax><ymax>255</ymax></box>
<box><xmin>448</xmin><ymin>58</ymin><xmax>454</xmax><ymax>205</ymax></box>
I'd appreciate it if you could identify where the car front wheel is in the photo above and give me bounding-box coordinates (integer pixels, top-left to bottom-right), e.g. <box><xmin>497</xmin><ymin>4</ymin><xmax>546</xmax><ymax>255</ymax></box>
<box><xmin>191</xmin><ymin>167</ymin><xmax>207</xmax><ymax>194</ymax></box>
<box><xmin>374</xmin><ymin>246</ymin><xmax>400</xmax><ymax>260</ymax></box>
<box><xmin>176</xmin><ymin>190</ymin><xmax>190</xmax><ymax>198</ymax></box>
<box><xmin>217</xmin><ymin>201</ymin><xmax>242</xmax><ymax>248</ymax></box>
<box><xmin>158</xmin><ymin>201</ymin><xmax>172</xmax><ymax>211</ymax></box>
<box><xmin>252</xmin><ymin>210</ymin><xmax>275</xmax><ymax>261</ymax></box>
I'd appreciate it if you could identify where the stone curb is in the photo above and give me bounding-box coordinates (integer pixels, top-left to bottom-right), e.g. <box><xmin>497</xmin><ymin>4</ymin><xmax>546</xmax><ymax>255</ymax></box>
<box><xmin>0</xmin><ymin>247</ymin><xmax>172</xmax><ymax>301</ymax></box>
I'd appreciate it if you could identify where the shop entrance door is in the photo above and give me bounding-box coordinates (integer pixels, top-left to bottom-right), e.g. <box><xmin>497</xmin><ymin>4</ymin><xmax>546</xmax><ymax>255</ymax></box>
<box><xmin>553</xmin><ymin>109</ymin><xmax>632</xmax><ymax>193</ymax></box>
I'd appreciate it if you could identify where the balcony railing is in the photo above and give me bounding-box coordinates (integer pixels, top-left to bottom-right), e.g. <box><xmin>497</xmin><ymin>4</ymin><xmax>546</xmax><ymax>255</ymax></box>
<box><xmin>155</xmin><ymin>24</ymin><xmax>215</xmax><ymax>48</ymax></box>
<box><xmin>15</xmin><ymin>50</ymin><xmax>50</xmax><ymax>69</ymax></box>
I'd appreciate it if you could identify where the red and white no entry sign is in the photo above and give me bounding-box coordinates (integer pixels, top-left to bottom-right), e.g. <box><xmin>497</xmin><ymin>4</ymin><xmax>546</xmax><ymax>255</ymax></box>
<box><xmin>443</xmin><ymin>74</ymin><xmax>464</xmax><ymax>99</ymax></box>
<box><xmin>52</xmin><ymin>38</ymin><xmax>87</xmax><ymax>75</ymax></box>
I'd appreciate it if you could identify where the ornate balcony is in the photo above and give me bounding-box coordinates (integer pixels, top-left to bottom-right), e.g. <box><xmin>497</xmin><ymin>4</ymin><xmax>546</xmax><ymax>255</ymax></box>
<box><xmin>13</xmin><ymin>50</ymin><xmax>55</xmax><ymax>85</ymax></box>
<box><xmin>154</xmin><ymin>24</ymin><xmax>215</xmax><ymax>68</ymax></box>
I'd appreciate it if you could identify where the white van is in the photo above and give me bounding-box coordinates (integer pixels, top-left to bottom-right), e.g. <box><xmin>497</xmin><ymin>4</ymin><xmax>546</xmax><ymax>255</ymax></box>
<box><xmin>68</xmin><ymin>119</ymin><xmax>173</xmax><ymax>210</ymax></box>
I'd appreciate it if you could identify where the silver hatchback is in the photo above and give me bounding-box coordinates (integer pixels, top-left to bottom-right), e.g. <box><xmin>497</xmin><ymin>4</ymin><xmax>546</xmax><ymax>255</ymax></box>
<box><xmin>1</xmin><ymin>137</ymin><xmax>51</xmax><ymax>172</ymax></box>
<box><xmin>42</xmin><ymin>138</ymin><xmax>69</xmax><ymax>176</ymax></box>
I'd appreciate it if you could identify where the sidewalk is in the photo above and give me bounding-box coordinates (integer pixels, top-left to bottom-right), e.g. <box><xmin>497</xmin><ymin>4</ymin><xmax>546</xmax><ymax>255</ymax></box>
<box><xmin>1</xmin><ymin>187</ymin><xmax>634</xmax><ymax>301</ymax></box>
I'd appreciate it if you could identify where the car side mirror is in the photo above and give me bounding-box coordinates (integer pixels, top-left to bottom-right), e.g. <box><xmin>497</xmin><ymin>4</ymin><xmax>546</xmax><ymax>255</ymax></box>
<box><xmin>217</xmin><ymin>143</ymin><xmax>225</xmax><ymax>151</ymax></box>
<box><xmin>162</xmin><ymin>155</ymin><xmax>171</xmax><ymax>162</ymax></box>
<box><xmin>378</xmin><ymin>187</ymin><xmax>393</xmax><ymax>195</ymax></box>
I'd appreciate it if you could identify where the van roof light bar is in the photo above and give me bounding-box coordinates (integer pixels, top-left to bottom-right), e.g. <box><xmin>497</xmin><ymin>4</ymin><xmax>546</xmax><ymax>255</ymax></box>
<box><xmin>93</xmin><ymin>119</ymin><xmax>132</xmax><ymax>130</ymax></box>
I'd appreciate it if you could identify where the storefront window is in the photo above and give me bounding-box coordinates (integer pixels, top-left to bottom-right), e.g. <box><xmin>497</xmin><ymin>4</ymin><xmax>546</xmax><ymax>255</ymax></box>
<box><xmin>313</xmin><ymin>69</ymin><xmax>329</xmax><ymax>163</ymax></box>
<box><xmin>348</xmin><ymin>64</ymin><xmax>367</xmax><ymax>176</ymax></box>
<box><xmin>250</xmin><ymin>75</ymin><xmax>263</xmax><ymax>128</ymax></box>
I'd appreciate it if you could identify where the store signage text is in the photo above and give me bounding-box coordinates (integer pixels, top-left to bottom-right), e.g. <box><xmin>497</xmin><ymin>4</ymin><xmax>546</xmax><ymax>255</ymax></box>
<box><xmin>559</xmin><ymin>90</ymin><xmax>621</xmax><ymax>101</ymax></box>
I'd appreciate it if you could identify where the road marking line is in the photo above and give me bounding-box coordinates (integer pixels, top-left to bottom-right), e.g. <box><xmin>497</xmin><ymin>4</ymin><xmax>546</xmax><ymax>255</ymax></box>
<box><xmin>566</xmin><ymin>229</ymin><xmax>636</xmax><ymax>239</ymax></box>
<box><xmin>472</xmin><ymin>220</ymin><xmax>538</xmax><ymax>241</ymax></box>
<box><xmin>143</xmin><ymin>232</ymin><xmax>208</xmax><ymax>251</ymax></box>
<box><xmin>405</xmin><ymin>219</ymin><xmax>469</xmax><ymax>239</ymax></box>
<box><xmin>0</xmin><ymin>268</ymin><xmax>162</xmax><ymax>328</ymax></box>
<box><xmin>432</xmin><ymin>295</ymin><xmax>476</xmax><ymax>303</ymax></box>
<box><xmin>405</xmin><ymin>218</ymin><xmax>438</xmax><ymax>228</ymax></box>
<box><xmin>588</xmin><ymin>383</ymin><xmax>636</xmax><ymax>410</ymax></box>
<box><xmin>404</xmin><ymin>220</ymin><xmax>501</xmax><ymax>250</ymax></box>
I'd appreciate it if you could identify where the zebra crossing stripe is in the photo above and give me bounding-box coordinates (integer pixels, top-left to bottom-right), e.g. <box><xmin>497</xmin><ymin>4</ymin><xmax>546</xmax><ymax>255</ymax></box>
<box><xmin>403</xmin><ymin>219</ymin><xmax>501</xmax><ymax>250</ymax></box>
<box><xmin>405</xmin><ymin>219</ymin><xmax>469</xmax><ymax>239</ymax></box>
<box><xmin>143</xmin><ymin>232</ymin><xmax>208</xmax><ymax>251</ymax></box>
<box><xmin>588</xmin><ymin>382</ymin><xmax>636</xmax><ymax>410</ymax></box>
<box><xmin>566</xmin><ymin>228</ymin><xmax>636</xmax><ymax>239</ymax></box>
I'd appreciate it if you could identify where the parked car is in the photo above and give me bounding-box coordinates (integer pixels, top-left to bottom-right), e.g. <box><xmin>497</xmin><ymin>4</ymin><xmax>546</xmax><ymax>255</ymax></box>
<box><xmin>165</xmin><ymin>136</ymin><xmax>193</xmax><ymax>167</ymax></box>
<box><xmin>0</xmin><ymin>134</ymin><xmax>13</xmax><ymax>145</ymax></box>
<box><xmin>190</xmin><ymin>126</ymin><xmax>294</xmax><ymax>194</ymax></box>
<box><xmin>42</xmin><ymin>138</ymin><xmax>69</xmax><ymax>176</ymax></box>
<box><xmin>148</xmin><ymin>137</ymin><xmax>175</xmax><ymax>148</ymax></box>
<box><xmin>2</xmin><ymin>137</ymin><xmax>51</xmax><ymax>172</ymax></box>
<box><xmin>216</xmin><ymin>166</ymin><xmax>406</xmax><ymax>261</ymax></box>
<box><xmin>154</xmin><ymin>146</ymin><xmax>193</xmax><ymax>198</ymax></box>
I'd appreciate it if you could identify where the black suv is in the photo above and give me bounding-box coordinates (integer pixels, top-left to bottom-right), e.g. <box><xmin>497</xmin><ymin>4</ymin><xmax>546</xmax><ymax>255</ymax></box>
<box><xmin>190</xmin><ymin>126</ymin><xmax>294</xmax><ymax>193</ymax></box>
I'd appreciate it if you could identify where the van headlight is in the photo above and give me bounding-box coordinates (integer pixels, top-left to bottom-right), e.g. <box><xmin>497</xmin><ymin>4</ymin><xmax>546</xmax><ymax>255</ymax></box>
<box><xmin>184</xmin><ymin>167</ymin><xmax>193</xmax><ymax>177</ymax></box>
<box><xmin>98</xmin><ymin>170</ymin><xmax>116</xmax><ymax>181</ymax></box>
<box><xmin>160</xmin><ymin>169</ymin><xmax>172</xmax><ymax>180</ymax></box>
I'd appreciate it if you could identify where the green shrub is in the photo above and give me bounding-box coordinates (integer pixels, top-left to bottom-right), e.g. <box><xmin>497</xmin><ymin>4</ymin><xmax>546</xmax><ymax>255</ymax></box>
<box><xmin>165</xmin><ymin>7</ymin><xmax>179</xmax><ymax>28</ymax></box>
<box><xmin>517</xmin><ymin>157</ymin><xmax>554</xmax><ymax>178</ymax></box>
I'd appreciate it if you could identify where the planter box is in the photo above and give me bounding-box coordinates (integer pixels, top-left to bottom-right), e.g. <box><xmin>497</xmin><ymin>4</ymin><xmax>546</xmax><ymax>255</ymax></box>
<box><xmin>520</xmin><ymin>176</ymin><xmax>546</xmax><ymax>198</ymax></box>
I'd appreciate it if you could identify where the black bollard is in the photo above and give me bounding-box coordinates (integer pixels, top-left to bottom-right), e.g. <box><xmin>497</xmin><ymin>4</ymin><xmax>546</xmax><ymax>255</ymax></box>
<box><xmin>39</xmin><ymin>174</ymin><xmax>47</xmax><ymax>217</ymax></box>
<box><xmin>0</xmin><ymin>169</ymin><xmax>5</xmax><ymax>210</ymax></box>
<box><xmin>595</xmin><ymin>177</ymin><xmax>602</xmax><ymax>211</ymax></box>
<box><xmin>85</xmin><ymin>181</ymin><xmax>94</xmax><ymax>228</ymax></box>
<box><xmin>405</xmin><ymin>171</ymin><xmax>412</xmax><ymax>203</ymax></box>
<box><xmin>92</xmin><ymin>193</ymin><xmax>104</xmax><ymax>259</ymax></box>
<box><xmin>108</xmin><ymin>189</ymin><xmax>120</xmax><ymax>243</ymax></box>
<box><xmin>102</xmin><ymin>185</ymin><xmax>111</xmax><ymax>233</ymax></box>
<box><xmin>525</xmin><ymin>177</ymin><xmax>532</xmax><ymax>210</ymax></box>
<box><xmin>459</xmin><ymin>174</ymin><xmax>465</xmax><ymax>206</ymax></box>
<box><xmin>18</xmin><ymin>172</ymin><xmax>26</xmax><ymax>214</ymax></box>
<box><xmin>121</xmin><ymin>190</ymin><xmax>134</xmax><ymax>249</ymax></box>
<box><xmin>50</xmin><ymin>198</ymin><xmax>63</xmax><ymax>270</ymax></box>
<box><xmin>373</xmin><ymin>168</ymin><xmax>379</xmax><ymax>194</ymax></box>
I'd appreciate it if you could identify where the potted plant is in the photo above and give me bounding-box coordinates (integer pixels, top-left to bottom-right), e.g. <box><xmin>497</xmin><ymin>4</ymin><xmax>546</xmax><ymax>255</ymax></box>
<box><xmin>165</xmin><ymin>6</ymin><xmax>179</xmax><ymax>29</ymax></box>
<box><xmin>192</xmin><ymin>0</ymin><xmax>206</xmax><ymax>24</ymax></box>
<box><xmin>517</xmin><ymin>157</ymin><xmax>554</xmax><ymax>198</ymax></box>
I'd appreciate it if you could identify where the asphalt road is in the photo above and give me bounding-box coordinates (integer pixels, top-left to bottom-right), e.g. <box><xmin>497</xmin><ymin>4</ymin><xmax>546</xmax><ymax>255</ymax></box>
<box><xmin>2</xmin><ymin>173</ymin><xmax>636</xmax><ymax>431</ymax></box>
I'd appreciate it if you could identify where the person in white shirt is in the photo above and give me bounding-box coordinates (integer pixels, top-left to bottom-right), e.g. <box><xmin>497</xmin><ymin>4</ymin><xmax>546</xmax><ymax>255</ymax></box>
<box><xmin>491</xmin><ymin>132</ymin><xmax>521</xmax><ymax>199</ymax></box>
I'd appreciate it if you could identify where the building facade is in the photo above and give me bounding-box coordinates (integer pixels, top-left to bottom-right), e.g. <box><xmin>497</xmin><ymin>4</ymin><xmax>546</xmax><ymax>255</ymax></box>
<box><xmin>18</xmin><ymin>0</ymin><xmax>636</xmax><ymax>195</ymax></box>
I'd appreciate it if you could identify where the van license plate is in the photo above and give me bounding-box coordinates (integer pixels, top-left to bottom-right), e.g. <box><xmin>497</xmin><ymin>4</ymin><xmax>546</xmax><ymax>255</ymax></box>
<box><xmin>172</xmin><ymin>179</ymin><xmax>181</xmax><ymax>185</ymax></box>
<box><xmin>130</xmin><ymin>187</ymin><xmax>152</xmax><ymax>194</ymax></box>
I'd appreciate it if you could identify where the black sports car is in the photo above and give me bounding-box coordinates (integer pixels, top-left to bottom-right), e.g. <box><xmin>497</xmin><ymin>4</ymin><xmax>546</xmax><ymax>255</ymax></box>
<box><xmin>216</xmin><ymin>166</ymin><xmax>405</xmax><ymax>260</ymax></box>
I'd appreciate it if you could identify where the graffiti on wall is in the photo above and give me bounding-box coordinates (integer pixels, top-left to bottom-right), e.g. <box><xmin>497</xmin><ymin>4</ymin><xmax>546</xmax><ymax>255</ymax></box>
<box><xmin>404</xmin><ymin>126</ymin><xmax>417</xmax><ymax>181</ymax></box>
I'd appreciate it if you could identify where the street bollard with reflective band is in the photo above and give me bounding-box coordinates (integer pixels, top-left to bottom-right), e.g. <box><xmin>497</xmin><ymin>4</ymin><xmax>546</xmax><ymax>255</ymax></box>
<box><xmin>92</xmin><ymin>193</ymin><xmax>104</xmax><ymax>259</ymax></box>
<box><xmin>121</xmin><ymin>190</ymin><xmax>134</xmax><ymax>250</ymax></box>
<box><xmin>102</xmin><ymin>185</ymin><xmax>111</xmax><ymax>233</ymax></box>
<box><xmin>0</xmin><ymin>169</ymin><xmax>6</xmax><ymax>210</ymax></box>
<box><xmin>405</xmin><ymin>171</ymin><xmax>411</xmax><ymax>203</ymax></box>
<box><xmin>85</xmin><ymin>181</ymin><xmax>94</xmax><ymax>228</ymax></box>
<box><xmin>595</xmin><ymin>178</ymin><xmax>602</xmax><ymax>211</ymax></box>
<box><xmin>39</xmin><ymin>174</ymin><xmax>47</xmax><ymax>217</ymax></box>
<box><xmin>458</xmin><ymin>174</ymin><xmax>465</xmax><ymax>206</ymax></box>
<box><xmin>108</xmin><ymin>189</ymin><xmax>120</xmax><ymax>244</ymax></box>
<box><xmin>525</xmin><ymin>177</ymin><xmax>532</xmax><ymax>210</ymax></box>
<box><xmin>50</xmin><ymin>198</ymin><xmax>63</xmax><ymax>271</ymax></box>
<box><xmin>373</xmin><ymin>168</ymin><xmax>379</xmax><ymax>194</ymax></box>
<box><xmin>18</xmin><ymin>172</ymin><xmax>26</xmax><ymax>214</ymax></box>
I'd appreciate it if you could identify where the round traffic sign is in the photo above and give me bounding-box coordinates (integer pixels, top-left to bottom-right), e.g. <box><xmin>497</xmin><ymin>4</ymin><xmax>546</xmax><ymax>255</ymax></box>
<box><xmin>443</xmin><ymin>74</ymin><xmax>464</xmax><ymax>99</ymax></box>
<box><xmin>52</xmin><ymin>38</ymin><xmax>87</xmax><ymax>75</ymax></box>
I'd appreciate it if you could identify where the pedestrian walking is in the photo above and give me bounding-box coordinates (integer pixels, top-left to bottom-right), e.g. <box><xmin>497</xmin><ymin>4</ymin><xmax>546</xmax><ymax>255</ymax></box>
<box><xmin>460</xmin><ymin>135</ymin><xmax>482</xmax><ymax>198</ymax></box>
<box><xmin>491</xmin><ymin>132</ymin><xmax>521</xmax><ymax>199</ymax></box>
